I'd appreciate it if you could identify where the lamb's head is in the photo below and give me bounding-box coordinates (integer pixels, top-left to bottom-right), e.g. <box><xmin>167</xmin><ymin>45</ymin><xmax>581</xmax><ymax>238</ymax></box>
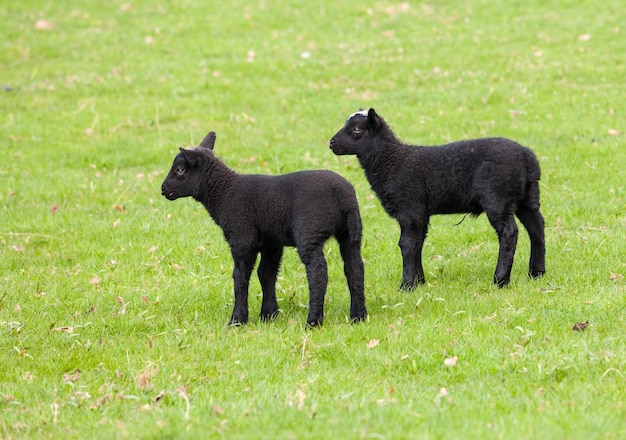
<box><xmin>161</xmin><ymin>131</ymin><xmax>217</xmax><ymax>200</ymax></box>
<box><xmin>329</xmin><ymin>108</ymin><xmax>383</xmax><ymax>157</ymax></box>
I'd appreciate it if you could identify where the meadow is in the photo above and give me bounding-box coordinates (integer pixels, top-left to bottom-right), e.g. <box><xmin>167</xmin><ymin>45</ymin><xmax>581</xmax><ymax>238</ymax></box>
<box><xmin>1</xmin><ymin>0</ymin><xmax>625</xmax><ymax>438</ymax></box>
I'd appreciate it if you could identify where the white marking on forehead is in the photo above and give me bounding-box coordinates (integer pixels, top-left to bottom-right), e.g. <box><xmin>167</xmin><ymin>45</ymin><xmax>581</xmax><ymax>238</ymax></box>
<box><xmin>347</xmin><ymin>110</ymin><xmax>368</xmax><ymax>120</ymax></box>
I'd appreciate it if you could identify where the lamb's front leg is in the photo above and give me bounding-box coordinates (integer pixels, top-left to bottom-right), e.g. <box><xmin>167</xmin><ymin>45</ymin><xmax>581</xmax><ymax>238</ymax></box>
<box><xmin>298</xmin><ymin>245</ymin><xmax>328</xmax><ymax>327</ymax></box>
<box><xmin>229</xmin><ymin>252</ymin><xmax>256</xmax><ymax>326</ymax></box>
<box><xmin>257</xmin><ymin>247</ymin><xmax>283</xmax><ymax>321</ymax></box>
<box><xmin>398</xmin><ymin>221</ymin><xmax>427</xmax><ymax>290</ymax></box>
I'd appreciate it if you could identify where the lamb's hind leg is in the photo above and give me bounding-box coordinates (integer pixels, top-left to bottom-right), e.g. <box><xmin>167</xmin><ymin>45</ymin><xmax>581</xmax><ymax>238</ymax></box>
<box><xmin>337</xmin><ymin>232</ymin><xmax>367</xmax><ymax>322</ymax></box>
<box><xmin>257</xmin><ymin>247</ymin><xmax>284</xmax><ymax>321</ymax></box>
<box><xmin>297</xmin><ymin>243</ymin><xmax>328</xmax><ymax>327</ymax></box>
<box><xmin>398</xmin><ymin>221</ymin><xmax>427</xmax><ymax>290</ymax></box>
<box><xmin>515</xmin><ymin>205</ymin><xmax>546</xmax><ymax>279</ymax></box>
<box><xmin>486</xmin><ymin>212</ymin><xmax>519</xmax><ymax>287</ymax></box>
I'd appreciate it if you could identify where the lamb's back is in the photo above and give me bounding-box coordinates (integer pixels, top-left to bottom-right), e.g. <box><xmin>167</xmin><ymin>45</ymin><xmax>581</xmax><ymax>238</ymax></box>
<box><xmin>371</xmin><ymin>137</ymin><xmax>533</xmax><ymax>216</ymax></box>
<box><xmin>226</xmin><ymin>170</ymin><xmax>356</xmax><ymax>246</ymax></box>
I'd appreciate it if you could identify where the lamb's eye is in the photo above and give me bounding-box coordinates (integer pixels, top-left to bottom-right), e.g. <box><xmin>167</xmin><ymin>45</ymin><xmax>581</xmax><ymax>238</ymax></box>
<box><xmin>175</xmin><ymin>166</ymin><xmax>185</xmax><ymax>177</ymax></box>
<box><xmin>352</xmin><ymin>127</ymin><xmax>362</xmax><ymax>134</ymax></box>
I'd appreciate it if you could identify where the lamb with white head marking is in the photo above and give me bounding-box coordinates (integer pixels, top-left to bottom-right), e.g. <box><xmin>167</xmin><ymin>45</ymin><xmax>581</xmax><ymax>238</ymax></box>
<box><xmin>329</xmin><ymin>108</ymin><xmax>545</xmax><ymax>288</ymax></box>
<box><xmin>161</xmin><ymin>131</ymin><xmax>367</xmax><ymax>327</ymax></box>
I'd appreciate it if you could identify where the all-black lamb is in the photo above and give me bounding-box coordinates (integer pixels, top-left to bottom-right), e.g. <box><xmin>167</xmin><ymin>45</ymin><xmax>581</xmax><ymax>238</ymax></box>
<box><xmin>161</xmin><ymin>131</ymin><xmax>366</xmax><ymax>327</ymax></box>
<box><xmin>329</xmin><ymin>108</ymin><xmax>545</xmax><ymax>288</ymax></box>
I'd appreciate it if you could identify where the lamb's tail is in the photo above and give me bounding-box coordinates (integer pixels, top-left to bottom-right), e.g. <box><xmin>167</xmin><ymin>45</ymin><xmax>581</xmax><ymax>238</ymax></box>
<box><xmin>524</xmin><ymin>148</ymin><xmax>542</xmax><ymax>210</ymax></box>
<box><xmin>336</xmin><ymin>185</ymin><xmax>363</xmax><ymax>244</ymax></box>
<box><xmin>346</xmin><ymin>207</ymin><xmax>363</xmax><ymax>244</ymax></box>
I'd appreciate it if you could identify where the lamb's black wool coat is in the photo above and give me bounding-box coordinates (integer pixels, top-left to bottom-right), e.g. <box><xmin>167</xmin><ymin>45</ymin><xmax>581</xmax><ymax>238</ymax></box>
<box><xmin>161</xmin><ymin>131</ymin><xmax>366</xmax><ymax>326</ymax></box>
<box><xmin>330</xmin><ymin>108</ymin><xmax>545</xmax><ymax>288</ymax></box>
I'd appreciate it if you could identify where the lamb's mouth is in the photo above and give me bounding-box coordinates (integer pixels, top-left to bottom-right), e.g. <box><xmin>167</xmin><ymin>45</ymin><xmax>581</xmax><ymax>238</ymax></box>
<box><xmin>329</xmin><ymin>144</ymin><xmax>343</xmax><ymax>155</ymax></box>
<box><xmin>162</xmin><ymin>190</ymin><xmax>176</xmax><ymax>199</ymax></box>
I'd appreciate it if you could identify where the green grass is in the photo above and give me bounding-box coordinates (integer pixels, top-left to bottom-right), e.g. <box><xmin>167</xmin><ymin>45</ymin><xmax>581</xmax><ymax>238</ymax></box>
<box><xmin>1</xmin><ymin>0</ymin><xmax>625</xmax><ymax>438</ymax></box>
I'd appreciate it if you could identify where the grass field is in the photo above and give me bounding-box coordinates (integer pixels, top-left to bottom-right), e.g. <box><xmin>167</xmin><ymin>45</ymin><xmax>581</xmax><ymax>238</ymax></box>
<box><xmin>1</xmin><ymin>0</ymin><xmax>625</xmax><ymax>438</ymax></box>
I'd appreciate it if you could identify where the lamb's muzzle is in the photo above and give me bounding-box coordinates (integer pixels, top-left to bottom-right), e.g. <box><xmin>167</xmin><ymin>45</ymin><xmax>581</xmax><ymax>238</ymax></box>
<box><xmin>160</xmin><ymin>184</ymin><xmax>175</xmax><ymax>200</ymax></box>
<box><xmin>329</xmin><ymin>137</ymin><xmax>343</xmax><ymax>155</ymax></box>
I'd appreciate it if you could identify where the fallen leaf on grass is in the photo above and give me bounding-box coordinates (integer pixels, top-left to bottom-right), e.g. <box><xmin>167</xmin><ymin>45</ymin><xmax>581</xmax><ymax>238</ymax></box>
<box><xmin>444</xmin><ymin>356</ymin><xmax>458</xmax><ymax>367</ymax></box>
<box><xmin>367</xmin><ymin>339</ymin><xmax>380</xmax><ymax>349</ymax></box>
<box><xmin>177</xmin><ymin>385</ymin><xmax>191</xmax><ymax>419</ymax></box>
<box><xmin>21</xmin><ymin>372</ymin><xmax>35</xmax><ymax>381</ymax></box>
<box><xmin>74</xmin><ymin>391</ymin><xmax>91</xmax><ymax>400</ymax></box>
<box><xmin>483</xmin><ymin>312</ymin><xmax>497</xmax><ymax>322</ymax></box>
<box><xmin>296</xmin><ymin>389</ymin><xmax>306</xmax><ymax>411</ymax></box>
<box><xmin>152</xmin><ymin>390</ymin><xmax>165</xmax><ymax>404</ymax></box>
<box><xmin>572</xmin><ymin>321</ymin><xmax>589</xmax><ymax>331</ymax></box>
<box><xmin>50</xmin><ymin>326</ymin><xmax>73</xmax><ymax>334</ymax></box>
<box><xmin>376</xmin><ymin>397</ymin><xmax>399</xmax><ymax>405</ymax></box>
<box><xmin>90</xmin><ymin>394</ymin><xmax>112</xmax><ymax>410</ymax></box>
<box><xmin>34</xmin><ymin>20</ymin><xmax>52</xmax><ymax>30</ymax></box>
<box><xmin>63</xmin><ymin>369</ymin><xmax>81</xmax><ymax>382</ymax></box>
<box><xmin>434</xmin><ymin>387</ymin><xmax>450</xmax><ymax>405</ymax></box>
<box><xmin>137</xmin><ymin>366</ymin><xmax>158</xmax><ymax>391</ymax></box>
<box><xmin>608</xmin><ymin>129</ymin><xmax>620</xmax><ymax>136</ymax></box>
<box><xmin>609</xmin><ymin>273</ymin><xmax>623</xmax><ymax>281</ymax></box>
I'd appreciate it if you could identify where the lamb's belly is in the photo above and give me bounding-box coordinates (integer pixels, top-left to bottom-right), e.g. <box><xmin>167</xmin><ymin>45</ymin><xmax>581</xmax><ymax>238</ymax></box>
<box><xmin>259</xmin><ymin>232</ymin><xmax>296</xmax><ymax>248</ymax></box>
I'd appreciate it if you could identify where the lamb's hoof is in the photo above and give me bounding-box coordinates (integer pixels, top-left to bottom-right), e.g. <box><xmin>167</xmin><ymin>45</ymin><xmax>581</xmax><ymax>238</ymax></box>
<box><xmin>306</xmin><ymin>316</ymin><xmax>324</xmax><ymax>329</ymax></box>
<box><xmin>399</xmin><ymin>282</ymin><xmax>413</xmax><ymax>291</ymax></box>
<box><xmin>350</xmin><ymin>312</ymin><xmax>367</xmax><ymax>324</ymax></box>
<box><xmin>399</xmin><ymin>279</ymin><xmax>423</xmax><ymax>291</ymax></box>
<box><xmin>228</xmin><ymin>317</ymin><xmax>248</xmax><ymax>327</ymax></box>
<box><xmin>494</xmin><ymin>277</ymin><xmax>510</xmax><ymax>288</ymax></box>
<box><xmin>260</xmin><ymin>309</ymin><xmax>280</xmax><ymax>322</ymax></box>
<box><xmin>528</xmin><ymin>269</ymin><xmax>545</xmax><ymax>279</ymax></box>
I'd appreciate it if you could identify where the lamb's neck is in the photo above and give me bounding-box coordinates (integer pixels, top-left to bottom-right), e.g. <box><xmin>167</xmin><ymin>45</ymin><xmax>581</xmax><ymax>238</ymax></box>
<box><xmin>195</xmin><ymin>159</ymin><xmax>237</xmax><ymax>221</ymax></box>
<box><xmin>359</xmin><ymin>142</ymin><xmax>407</xmax><ymax>192</ymax></box>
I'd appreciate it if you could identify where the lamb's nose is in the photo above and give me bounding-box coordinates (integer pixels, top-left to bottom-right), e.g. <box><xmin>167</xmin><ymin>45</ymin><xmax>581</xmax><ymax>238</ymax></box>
<box><xmin>329</xmin><ymin>138</ymin><xmax>335</xmax><ymax>146</ymax></box>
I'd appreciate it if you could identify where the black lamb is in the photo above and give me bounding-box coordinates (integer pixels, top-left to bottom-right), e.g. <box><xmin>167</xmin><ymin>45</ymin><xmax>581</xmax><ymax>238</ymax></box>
<box><xmin>329</xmin><ymin>108</ymin><xmax>545</xmax><ymax>288</ymax></box>
<box><xmin>161</xmin><ymin>131</ymin><xmax>367</xmax><ymax>327</ymax></box>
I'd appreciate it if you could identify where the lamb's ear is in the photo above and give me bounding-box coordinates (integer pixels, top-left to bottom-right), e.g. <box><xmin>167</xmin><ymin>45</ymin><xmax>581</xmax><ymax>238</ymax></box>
<box><xmin>198</xmin><ymin>131</ymin><xmax>216</xmax><ymax>150</ymax></box>
<box><xmin>179</xmin><ymin>147</ymin><xmax>199</xmax><ymax>167</ymax></box>
<box><xmin>367</xmin><ymin>108</ymin><xmax>380</xmax><ymax>132</ymax></box>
